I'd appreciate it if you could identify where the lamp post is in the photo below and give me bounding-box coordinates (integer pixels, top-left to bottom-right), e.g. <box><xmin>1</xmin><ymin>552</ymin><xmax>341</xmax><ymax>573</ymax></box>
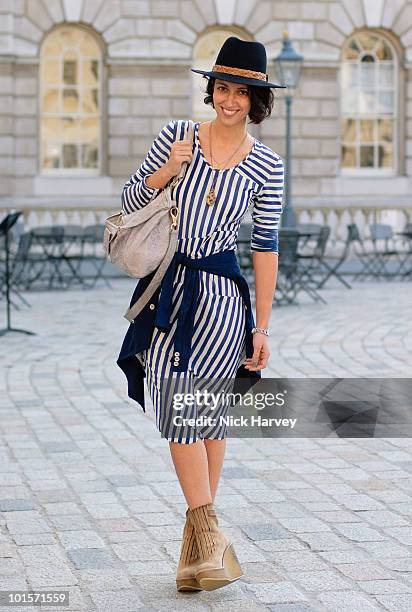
<box><xmin>274</xmin><ymin>32</ymin><xmax>303</xmax><ymax>227</ymax></box>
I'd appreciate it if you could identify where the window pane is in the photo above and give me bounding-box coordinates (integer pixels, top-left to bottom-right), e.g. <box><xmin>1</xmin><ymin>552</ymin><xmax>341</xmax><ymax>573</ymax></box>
<box><xmin>360</xmin><ymin>63</ymin><xmax>375</xmax><ymax>88</ymax></box>
<box><xmin>342</xmin><ymin>146</ymin><xmax>357</xmax><ymax>167</ymax></box>
<box><xmin>80</xmin><ymin>118</ymin><xmax>99</xmax><ymax>141</ymax></box>
<box><xmin>60</xmin><ymin>28</ymin><xmax>80</xmax><ymax>48</ymax></box>
<box><xmin>62</xmin><ymin>116</ymin><xmax>80</xmax><ymax>142</ymax></box>
<box><xmin>43</xmin><ymin>37</ymin><xmax>62</xmax><ymax>56</ymax></box>
<box><xmin>358</xmin><ymin>33</ymin><xmax>376</xmax><ymax>51</ymax></box>
<box><xmin>359</xmin><ymin>90</ymin><xmax>375</xmax><ymax>113</ymax></box>
<box><xmin>79</xmin><ymin>35</ymin><xmax>100</xmax><ymax>56</ymax></box>
<box><xmin>81</xmin><ymin>88</ymin><xmax>99</xmax><ymax>113</ymax></box>
<box><xmin>42</xmin><ymin>118</ymin><xmax>62</xmax><ymax>139</ymax></box>
<box><xmin>341</xmin><ymin>118</ymin><xmax>356</xmax><ymax>142</ymax></box>
<box><xmin>360</xmin><ymin>146</ymin><xmax>374</xmax><ymax>167</ymax></box>
<box><xmin>378</xmin><ymin>143</ymin><xmax>392</xmax><ymax>167</ymax></box>
<box><xmin>375</xmin><ymin>39</ymin><xmax>392</xmax><ymax>60</ymax></box>
<box><xmin>63</xmin><ymin>89</ymin><xmax>79</xmax><ymax>112</ymax></box>
<box><xmin>342</xmin><ymin>90</ymin><xmax>358</xmax><ymax>114</ymax></box>
<box><xmin>343</xmin><ymin>40</ymin><xmax>360</xmax><ymax>60</ymax></box>
<box><xmin>82</xmin><ymin>60</ymin><xmax>99</xmax><ymax>86</ymax></box>
<box><xmin>377</xmin><ymin>92</ymin><xmax>394</xmax><ymax>113</ymax></box>
<box><xmin>360</xmin><ymin>120</ymin><xmax>374</xmax><ymax>142</ymax></box>
<box><xmin>378</xmin><ymin>118</ymin><xmax>393</xmax><ymax>142</ymax></box>
<box><xmin>62</xmin><ymin>144</ymin><xmax>78</xmax><ymax>168</ymax></box>
<box><xmin>379</xmin><ymin>64</ymin><xmax>393</xmax><ymax>88</ymax></box>
<box><xmin>43</xmin><ymin>89</ymin><xmax>60</xmax><ymax>113</ymax></box>
<box><xmin>43</xmin><ymin>60</ymin><xmax>60</xmax><ymax>85</ymax></box>
<box><xmin>63</xmin><ymin>60</ymin><xmax>77</xmax><ymax>85</ymax></box>
<box><xmin>341</xmin><ymin>63</ymin><xmax>358</xmax><ymax>88</ymax></box>
<box><xmin>43</xmin><ymin>142</ymin><xmax>60</xmax><ymax>169</ymax></box>
<box><xmin>81</xmin><ymin>143</ymin><xmax>98</xmax><ymax>168</ymax></box>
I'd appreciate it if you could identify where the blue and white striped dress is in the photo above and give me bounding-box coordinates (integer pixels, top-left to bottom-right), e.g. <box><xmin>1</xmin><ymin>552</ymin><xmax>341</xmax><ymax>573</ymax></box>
<box><xmin>122</xmin><ymin>120</ymin><xmax>284</xmax><ymax>443</ymax></box>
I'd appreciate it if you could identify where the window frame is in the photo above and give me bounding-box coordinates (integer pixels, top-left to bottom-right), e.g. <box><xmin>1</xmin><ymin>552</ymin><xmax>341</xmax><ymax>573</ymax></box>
<box><xmin>339</xmin><ymin>31</ymin><xmax>398</xmax><ymax>177</ymax></box>
<box><xmin>39</xmin><ymin>25</ymin><xmax>104</xmax><ymax>176</ymax></box>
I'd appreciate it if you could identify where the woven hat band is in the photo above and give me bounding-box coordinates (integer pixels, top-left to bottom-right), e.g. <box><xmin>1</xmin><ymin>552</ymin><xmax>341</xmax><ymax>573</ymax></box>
<box><xmin>212</xmin><ymin>64</ymin><xmax>268</xmax><ymax>82</ymax></box>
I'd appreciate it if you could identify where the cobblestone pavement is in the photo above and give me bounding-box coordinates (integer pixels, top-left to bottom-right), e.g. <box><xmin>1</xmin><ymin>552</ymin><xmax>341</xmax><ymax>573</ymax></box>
<box><xmin>0</xmin><ymin>279</ymin><xmax>411</xmax><ymax>612</ymax></box>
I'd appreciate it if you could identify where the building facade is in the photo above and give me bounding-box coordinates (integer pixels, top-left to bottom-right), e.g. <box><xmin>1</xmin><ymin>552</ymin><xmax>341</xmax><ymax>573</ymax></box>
<box><xmin>1</xmin><ymin>0</ymin><xmax>412</xmax><ymax>231</ymax></box>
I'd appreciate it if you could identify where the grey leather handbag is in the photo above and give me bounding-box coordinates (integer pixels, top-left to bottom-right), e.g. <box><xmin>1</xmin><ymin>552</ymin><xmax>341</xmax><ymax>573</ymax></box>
<box><xmin>103</xmin><ymin>120</ymin><xmax>194</xmax><ymax>322</ymax></box>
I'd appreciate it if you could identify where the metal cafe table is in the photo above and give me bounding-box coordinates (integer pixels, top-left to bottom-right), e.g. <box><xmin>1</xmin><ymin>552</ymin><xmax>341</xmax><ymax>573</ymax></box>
<box><xmin>29</xmin><ymin>225</ymin><xmax>86</xmax><ymax>289</ymax></box>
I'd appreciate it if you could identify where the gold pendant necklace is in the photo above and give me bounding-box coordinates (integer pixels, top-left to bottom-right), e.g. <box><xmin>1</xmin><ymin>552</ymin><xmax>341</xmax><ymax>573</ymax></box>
<box><xmin>206</xmin><ymin>171</ymin><xmax>219</xmax><ymax>206</ymax></box>
<box><xmin>205</xmin><ymin>121</ymin><xmax>247</xmax><ymax>206</ymax></box>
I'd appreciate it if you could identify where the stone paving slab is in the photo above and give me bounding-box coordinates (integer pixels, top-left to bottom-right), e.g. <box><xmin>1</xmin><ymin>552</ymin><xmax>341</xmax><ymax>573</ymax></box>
<box><xmin>0</xmin><ymin>279</ymin><xmax>411</xmax><ymax>611</ymax></box>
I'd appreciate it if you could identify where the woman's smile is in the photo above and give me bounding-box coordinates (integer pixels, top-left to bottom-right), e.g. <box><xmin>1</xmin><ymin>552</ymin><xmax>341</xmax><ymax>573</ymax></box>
<box><xmin>221</xmin><ymin>107</ymin><xmax>239</xmax><ymax>117</ymax></box>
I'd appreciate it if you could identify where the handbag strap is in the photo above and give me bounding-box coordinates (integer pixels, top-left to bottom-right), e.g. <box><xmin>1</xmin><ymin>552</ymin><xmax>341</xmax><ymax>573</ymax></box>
<box><xmin>124</xmin><ymin>231</ymin><xmax>178</xmax><ymax>323</ymax></box>
<box><xmin>169</xmin><ymin>119</ymin><xmax>195</xmax><ymax>199</ymax></box>
<box><xmin>124</xmin><ymin>119</ymin><xmax>195</xmax><ymax>323</ymax></box>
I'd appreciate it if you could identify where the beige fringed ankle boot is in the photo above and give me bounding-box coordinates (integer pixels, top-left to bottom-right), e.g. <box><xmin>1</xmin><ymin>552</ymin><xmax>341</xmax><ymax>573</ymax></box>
<box><xmin>176</xmin><ymin>508</ymin><xmax>203</xmax><ymax>591</ymax></box>
<box><xmin>188</xmin><ymin>502</ymin><xmax>243</xmax><ymax>591</ymax></box>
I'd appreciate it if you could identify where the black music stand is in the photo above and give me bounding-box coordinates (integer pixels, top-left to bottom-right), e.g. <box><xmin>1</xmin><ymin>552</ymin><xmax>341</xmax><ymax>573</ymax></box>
<box><xmin>0</xmin><ymin>212</ymin><xmax>35</xmax><ymax>337</ymax></box>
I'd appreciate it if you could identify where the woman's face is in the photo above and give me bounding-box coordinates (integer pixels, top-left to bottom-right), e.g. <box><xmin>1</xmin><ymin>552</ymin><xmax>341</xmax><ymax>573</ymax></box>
<box><xmin>212</xmin><ymin>79</ymin><xmax>251</xmax><ymax>126</ymax></box>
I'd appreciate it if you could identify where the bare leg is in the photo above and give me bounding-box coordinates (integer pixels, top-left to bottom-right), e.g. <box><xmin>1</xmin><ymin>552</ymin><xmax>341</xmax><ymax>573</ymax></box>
<box><xmin>169</xmin><ymin>439</ymin><xmax>212</xmax><ymax>509</ymax></box>
<box><xmin>203</xmin><ymin>438</ymin><xmax>226</xmax><ymax>502</ymax></box>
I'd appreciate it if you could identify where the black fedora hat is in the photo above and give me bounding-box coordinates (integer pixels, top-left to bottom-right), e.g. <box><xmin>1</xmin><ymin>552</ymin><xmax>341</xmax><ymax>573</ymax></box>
<box><xmin>191</xmin><ymin>36</ymin><xmax>285</xmax><ymax>89</ymax></box>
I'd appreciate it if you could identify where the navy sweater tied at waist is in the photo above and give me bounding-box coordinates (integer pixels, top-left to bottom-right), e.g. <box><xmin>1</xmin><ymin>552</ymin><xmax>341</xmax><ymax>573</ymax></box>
<box><xmin>117</xmin><ymin>249</ymin><xmax>261</xmax><ymax>412</ymax></box>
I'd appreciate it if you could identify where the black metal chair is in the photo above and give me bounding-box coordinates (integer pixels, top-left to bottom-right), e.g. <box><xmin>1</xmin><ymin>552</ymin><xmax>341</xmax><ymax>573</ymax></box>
<box><xmin>368</xmin><ymin>223</ymin><xmax>403</xmax><ymax>280</ymax></box>
<box><xmin>81</xmin><ymin>224</ymin><xmax>111</xmax><ymax>287</ymax></box>
<box><xmin>296</xmin><ymin>223</ymin><xmax>323</xmax><ymax>233</ymax></box>
<box><xmin>27</xmin><ymin>225</ymin><xmax>88</xmax><ymax>289</ymax></box>
<box><xmin>0</xmin><ymin>212</ymin><xmax>33</xmax><ymax>336</ymax></box>
<box><xmin>295</xmin><ymin>223</ymin><xmax>323</xmax><ymax>252</ymax></box>
<box><xmin>29</xmin><ymin>226</ymin><xmax>66</xmax><ymax>288</ymax></box>
<box><xmin>316</xmin><ymin>225</ymin><xmax>354</xmax><ymax>289</ymax></box>
<box><xmin>396</xmin><ymin>222</ymin><xmax>412</xmax><ymax>279</ymax></box>
<box><xmin>276</xmin><ymin>228</ymin><xmax>331</xmax><ymax>304</ymax></box>
<box><xmin>57</xmin><ymin>224</ymin><xmax>87</xmax><ymax>287</ymax></box>
<box><xmin>295</xmin><ymin>226</ymin><xmax>330</xmax><ymax>303</ymax></box>
<box><xmin>9</xmin><ymin>231</ymin><xmax>48</xmax><ymax>292</ymax></box>
<box><xmin>276</xmin><ymin>229</ymin><xmax>301</xmax><ymax>304</ymax></box>
<box><xmin>346</xmin><ymin>223</ymin><xmax>380</xmax><ymax>281</ymax></box>
<box><xmin>0</xmin><ymin>225</ymin><xmax>29</xmax><ymax>309</ymax></box>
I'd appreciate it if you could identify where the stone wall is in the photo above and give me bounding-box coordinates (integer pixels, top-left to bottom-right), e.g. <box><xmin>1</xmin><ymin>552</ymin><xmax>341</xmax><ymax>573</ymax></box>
<box><xmin>0</xmin><ymin>0</ymin><xmax>412</xmax><ymax>208</ymax></box>
<box><xmin>107</xmin><ymin>64</ymin><xmax>190</xmax><ymax>190</ymax></box>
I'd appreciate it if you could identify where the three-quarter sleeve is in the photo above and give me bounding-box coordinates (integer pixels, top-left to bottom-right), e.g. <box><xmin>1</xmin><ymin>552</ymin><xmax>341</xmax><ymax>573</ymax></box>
<box><xmin>121</xmin><ymin>120</ymin><xmax>177</xmax><ymax>213</ymax></box>
<box><xmin>250</xmin><ymin>156</ymin><xmax>284</xmax><ymax>253</ymax></box>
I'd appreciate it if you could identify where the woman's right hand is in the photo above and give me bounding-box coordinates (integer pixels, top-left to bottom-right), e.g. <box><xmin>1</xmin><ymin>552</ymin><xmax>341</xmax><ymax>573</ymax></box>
<box><xmin>164</xmin><ymin>140</ymin><xmax>193</xmax><ymax>177</ymax></box>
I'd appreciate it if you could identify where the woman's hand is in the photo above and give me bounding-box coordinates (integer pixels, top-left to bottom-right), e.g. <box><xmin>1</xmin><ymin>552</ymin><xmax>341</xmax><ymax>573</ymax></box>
<box><xmin>164</xmin><ymin>140</ymin><xmax>193</xmax><ymax>176</ymax></box>
<box><xmin>243</xmin><ymin>333</ymin><xmax>270</xmax><ymax>371</ymax></box>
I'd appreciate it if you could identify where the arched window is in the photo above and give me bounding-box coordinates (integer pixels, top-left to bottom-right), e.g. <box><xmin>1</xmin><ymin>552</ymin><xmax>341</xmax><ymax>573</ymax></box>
<box><xmin>192</xmin><ymin>30</ymin><xmax>251</xmax><ymax>122</ymax></box>
<box><xmin>340</xmin><ymin>32</ymin><xmax>397</xmax><ymax>174</ymax></box>
<box><xmin>40</xmin><ymin>26</ymin><xmax>102</xmax><ymax>173</ymax></box>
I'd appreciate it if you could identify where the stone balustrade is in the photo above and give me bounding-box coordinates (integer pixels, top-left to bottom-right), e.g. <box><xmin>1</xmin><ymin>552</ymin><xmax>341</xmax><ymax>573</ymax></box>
<box><xmin>1</xmin><ymin>202</ymin><xmax>411</xmax><ymax>246</ymax></box>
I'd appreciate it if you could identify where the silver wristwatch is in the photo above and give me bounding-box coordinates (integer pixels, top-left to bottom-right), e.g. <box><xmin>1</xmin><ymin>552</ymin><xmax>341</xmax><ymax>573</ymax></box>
<box><xmin>251</xmin><ymin>327</ymin><xmax>270</xmax><ymax>336</ymax></box>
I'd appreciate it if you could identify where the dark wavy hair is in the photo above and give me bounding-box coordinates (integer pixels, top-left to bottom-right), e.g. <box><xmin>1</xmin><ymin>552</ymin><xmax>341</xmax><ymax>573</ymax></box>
<box><xmin>203</xmin><ymin>77</ymin><xmax>274</xmax><ymax>124</ymax></box>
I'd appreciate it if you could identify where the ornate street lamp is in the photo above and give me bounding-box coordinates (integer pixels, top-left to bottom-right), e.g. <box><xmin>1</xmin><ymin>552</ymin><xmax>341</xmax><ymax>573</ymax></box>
<box><xmin>274</xmin><ymin>32</ymin><xmax>304</xmax><ymax>227</ymax></box>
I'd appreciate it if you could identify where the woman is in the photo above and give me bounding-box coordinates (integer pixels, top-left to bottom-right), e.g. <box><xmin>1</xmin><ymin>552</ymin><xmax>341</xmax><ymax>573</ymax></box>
<box><xmin>118</xmin><ymin>37</ymin><xmax>284</xmax><ymax>592</ymax></box>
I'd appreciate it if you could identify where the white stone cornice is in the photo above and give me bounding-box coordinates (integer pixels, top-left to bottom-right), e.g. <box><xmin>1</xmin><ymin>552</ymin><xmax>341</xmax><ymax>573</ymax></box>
<box><xmin>363</xmin><ymin>0</ymin><xmax>384</xmax><ymax>27</ymax></box>
<box><xmin>63</xmin><ymin>0</ymin><xmax>83</xmax><ymax>22</ymax></box>
<box><xmin>382</xmin><ymin>0</ymin><xmax>405</xmax><ymax>29</ymax></box>
<box><xmin>214</xmin><ymin>0</ymin><xmax>236</xmax><ymax>25</ymax></box>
